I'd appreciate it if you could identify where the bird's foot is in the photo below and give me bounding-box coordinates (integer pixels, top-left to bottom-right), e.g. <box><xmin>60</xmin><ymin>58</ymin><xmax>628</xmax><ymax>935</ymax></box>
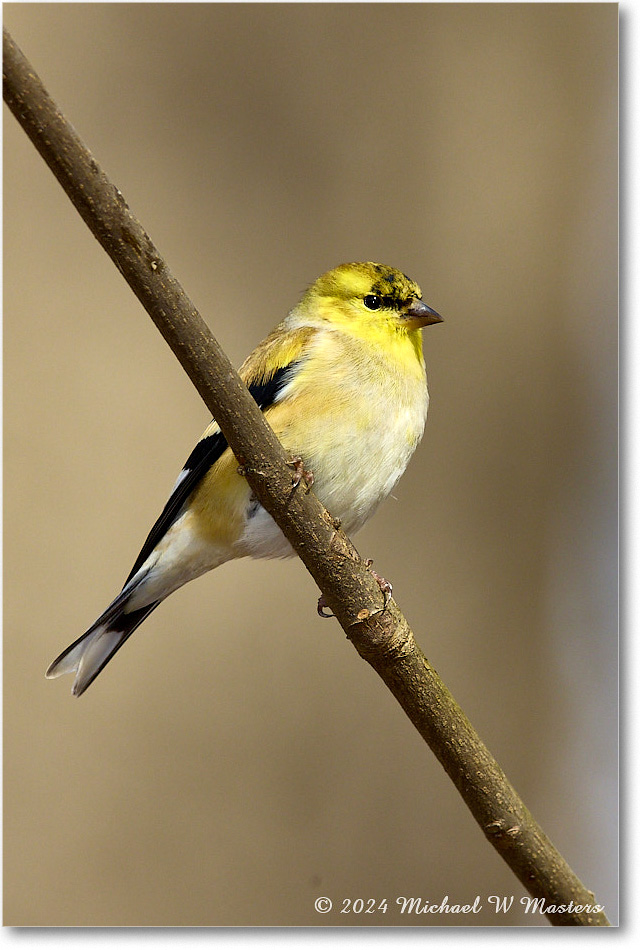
<box><xmin>365</xmin><ymin>559</ymin><xmax>393</xmax><ymax>609</ymax></box>
<box><xmin>288</xmin><ymin>456</ymin><xmax>315</xmax><ymax>492</ymax></box>
<box><xmin>317</xmin><ymin>594</ymin><xmax>334</xmax><ymax>618</ymax></box>
<box><xmin>317</xmin><ymin>562</ymin><xmax>392</xmax><ymax>622</ymax></box>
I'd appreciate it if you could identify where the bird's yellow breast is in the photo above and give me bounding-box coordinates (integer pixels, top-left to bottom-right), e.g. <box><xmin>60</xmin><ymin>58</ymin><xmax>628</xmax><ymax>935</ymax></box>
<box><xmin>264</xmin><ymin>326</ymin><xmax>428</xmax><ymax>535</ymax></box>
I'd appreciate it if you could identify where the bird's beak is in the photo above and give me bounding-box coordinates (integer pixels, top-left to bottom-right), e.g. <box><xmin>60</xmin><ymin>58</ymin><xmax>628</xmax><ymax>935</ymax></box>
<box><xmin>403</xmin><ymin>298</ymin><xmax>444</xmax><ymax>330</ymax></box>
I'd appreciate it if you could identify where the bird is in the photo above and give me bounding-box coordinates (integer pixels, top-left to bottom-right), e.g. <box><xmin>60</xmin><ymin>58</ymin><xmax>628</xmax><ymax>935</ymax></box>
<box><xmin>46</xmin><ymin>262</ymin><xmax>442</xmax><ymax>695</ymax></box>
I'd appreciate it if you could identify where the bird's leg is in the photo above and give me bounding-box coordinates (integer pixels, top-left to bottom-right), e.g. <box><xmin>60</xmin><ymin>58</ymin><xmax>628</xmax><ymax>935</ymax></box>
<box><xmin>288</xmin><ymin>456</ymin><xmax>315</xmax><ymax>492</ymax></box>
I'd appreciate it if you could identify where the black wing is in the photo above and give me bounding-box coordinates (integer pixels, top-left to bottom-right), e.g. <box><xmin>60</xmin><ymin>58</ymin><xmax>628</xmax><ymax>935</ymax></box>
<box><xmin>122</xmin><ymin>365</ymin><xmax>296</xmax><ymax>587</ymax></box>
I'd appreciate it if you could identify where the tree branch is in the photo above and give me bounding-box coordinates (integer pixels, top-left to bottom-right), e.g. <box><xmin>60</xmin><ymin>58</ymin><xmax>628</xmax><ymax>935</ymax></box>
<box><xmin>3</xmin><ymin>27</ymin><xmax>609</xmax><ymax>926</ymax></box>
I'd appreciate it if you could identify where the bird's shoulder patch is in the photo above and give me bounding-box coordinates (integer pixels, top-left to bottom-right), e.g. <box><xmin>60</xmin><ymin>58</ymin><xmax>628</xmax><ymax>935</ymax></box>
<box><xmin>240</xmin><ymin>323</ymin><xmax>315</xmax><ymax>391</ymax></box>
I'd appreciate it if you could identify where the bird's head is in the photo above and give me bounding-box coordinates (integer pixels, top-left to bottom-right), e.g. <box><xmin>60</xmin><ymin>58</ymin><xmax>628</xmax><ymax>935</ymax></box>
<box><xmin>293</xmin><ymin>262</ymin><xmax>442</xmax><ymax>343</ymax></box>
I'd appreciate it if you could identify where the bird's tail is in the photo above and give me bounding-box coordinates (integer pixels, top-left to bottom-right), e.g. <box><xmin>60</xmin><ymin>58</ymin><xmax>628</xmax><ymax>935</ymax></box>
<box><xmin>46</xmin><ymin>594</ymin><xmax>160</xmax><ymax>697</ymax></box>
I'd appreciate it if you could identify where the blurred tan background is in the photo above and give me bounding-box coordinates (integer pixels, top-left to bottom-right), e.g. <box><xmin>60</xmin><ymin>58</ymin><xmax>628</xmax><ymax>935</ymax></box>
<box><xmin>3</xmin><ymin>2</ymin><xmax>617</xmax><ymax>928</ymax></box>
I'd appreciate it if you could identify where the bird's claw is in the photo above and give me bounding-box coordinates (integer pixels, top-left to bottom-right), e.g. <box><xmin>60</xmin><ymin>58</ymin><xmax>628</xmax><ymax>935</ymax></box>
<box><xmin>288</xmin><ymin>456</ymin><xmax>315</xmax><ymax>492</ymax></box>
<box><xmin>365</xmin><ymin>559</ymin><xmax>393</xmax><ymax>609</ymax></box>
<box><xmin>317</xmin><ymin>594</ymin><xmax>334</xmax><ymax>618</ymax></box>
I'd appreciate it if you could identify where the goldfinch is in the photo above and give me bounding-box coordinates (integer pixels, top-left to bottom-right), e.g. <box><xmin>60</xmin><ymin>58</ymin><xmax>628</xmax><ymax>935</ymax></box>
<box><xmin>46</xmin><ymin>262</ymin><xmax>442</xmax><ymax>695</ymax></box>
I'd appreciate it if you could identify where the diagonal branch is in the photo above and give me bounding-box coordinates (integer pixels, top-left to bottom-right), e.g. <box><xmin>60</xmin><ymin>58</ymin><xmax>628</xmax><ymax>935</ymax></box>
<box><xmin>3</xmin><ymin>27</ymin><xmax>609</xmax><ymax>926</ymax></box>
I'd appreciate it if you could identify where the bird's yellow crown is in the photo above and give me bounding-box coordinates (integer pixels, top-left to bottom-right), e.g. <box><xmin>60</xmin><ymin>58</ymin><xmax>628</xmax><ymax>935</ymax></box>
<box><xmin>310</xmin><ymin>261</ymin><xmax>423</xmax><ymax>306</ymax></box>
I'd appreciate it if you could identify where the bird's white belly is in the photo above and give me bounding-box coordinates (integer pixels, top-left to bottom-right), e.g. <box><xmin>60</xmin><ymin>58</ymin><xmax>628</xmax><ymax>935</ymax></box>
<box><xmin>311</xmin><ymin>401</ymin><xmax>426</xmax><ymax>532</ymax></box>
<box><xmin>236</xmin><ymin>388</ymin><xmax>427</xmax><ymax>560</ymax></box>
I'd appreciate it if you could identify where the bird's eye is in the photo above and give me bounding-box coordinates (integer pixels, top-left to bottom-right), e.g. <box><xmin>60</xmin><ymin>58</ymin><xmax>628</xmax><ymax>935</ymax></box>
<box><xmin>364</xmin><ymin>294</ymin><xmax>382</xmax><ymax>310</ymax></box>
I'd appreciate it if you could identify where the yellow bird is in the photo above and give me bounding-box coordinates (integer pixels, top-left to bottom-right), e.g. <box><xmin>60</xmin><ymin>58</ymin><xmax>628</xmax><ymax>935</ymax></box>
<box><xmin>46</xmin><ymin>262</ymin><xmax>442</xmax><ymax>695</ymax></box>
